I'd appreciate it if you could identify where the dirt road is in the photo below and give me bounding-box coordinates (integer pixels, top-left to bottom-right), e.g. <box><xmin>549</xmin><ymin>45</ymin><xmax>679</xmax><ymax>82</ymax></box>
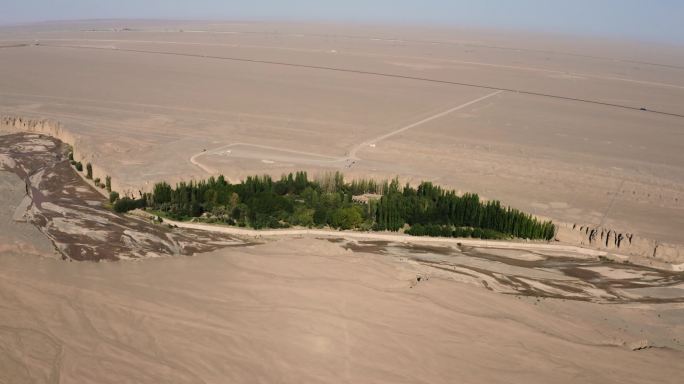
<box><xmin>190</xmin><ymin>90</ymin><xmax>504</xmax><ymax>174</ymax></box>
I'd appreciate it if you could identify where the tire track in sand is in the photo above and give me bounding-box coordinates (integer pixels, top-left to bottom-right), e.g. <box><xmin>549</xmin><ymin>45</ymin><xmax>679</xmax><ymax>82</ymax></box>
<box><xmin>190</xmin><ymin>91</ymin><xmax>503</xmax><ymax>174</ymax></box>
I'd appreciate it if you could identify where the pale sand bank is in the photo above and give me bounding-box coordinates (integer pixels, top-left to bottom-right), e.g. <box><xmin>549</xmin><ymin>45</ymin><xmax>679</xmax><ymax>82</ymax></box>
<box><xmin>1</xmin><ymin>238</ymin><xmax>683</xmax><ymax>384</ymax></box>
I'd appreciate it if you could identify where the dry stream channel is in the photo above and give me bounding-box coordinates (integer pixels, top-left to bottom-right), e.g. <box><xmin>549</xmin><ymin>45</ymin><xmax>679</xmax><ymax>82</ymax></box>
<box><xmin>1</xmin><ymin>132</ymin><xmax>683</xmax><ymax>304</ymax></box>
<box><xmin>0</xmin><ymin>132</ymin><xmax>247</xmax><ymax>261</ymax></box>
<box><xmin>338</xmin><ymin>240</ymin><xmax>684</xmax><ymax>304</ymax></box>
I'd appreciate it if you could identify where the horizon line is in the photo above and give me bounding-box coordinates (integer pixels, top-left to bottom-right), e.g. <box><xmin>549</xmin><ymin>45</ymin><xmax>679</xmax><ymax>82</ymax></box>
<box><xmin>1</xmin><ymin>17</ymin><xmax>683</xmax><ymax>47</ymax></box>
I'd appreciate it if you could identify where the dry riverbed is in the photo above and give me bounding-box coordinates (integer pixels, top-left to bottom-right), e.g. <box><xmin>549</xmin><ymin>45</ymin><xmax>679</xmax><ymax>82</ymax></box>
<box><xmin>336</xmin><ymin>239</ymin><xmax>684</xmax><ymax>304</ymax></box>
<box><xmin>1</xmin><ymin>131</ymin><xmax>682</xmax><ymax>304</ymax></box>
<box><xmin>1</xmin><ymin>131</ymin><xmax>683</xmax><ymax>383</ymax></box>
<box><xmin>0</xmin><ymin>132</ymin><xmax>248</xmax><ymax>261</ymax></box>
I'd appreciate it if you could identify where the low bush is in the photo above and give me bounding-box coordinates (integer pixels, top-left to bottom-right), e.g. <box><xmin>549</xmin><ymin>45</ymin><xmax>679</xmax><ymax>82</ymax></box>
<box><xmin>112</xmin><ymin>197</ymin><xmax>146</xmax><ymax>213</ymax></box>
<box><xmin>109</xmin><ymin>191</ymin><xmax>120</xmax><ymax>203</ymax></box>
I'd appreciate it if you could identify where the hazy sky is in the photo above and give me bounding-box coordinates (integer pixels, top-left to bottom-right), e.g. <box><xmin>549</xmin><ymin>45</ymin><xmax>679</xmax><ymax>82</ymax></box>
<box><xmin>3</xmin><ymin>0</ymin><xmax>684</xmax><ymax>44</ymax></box>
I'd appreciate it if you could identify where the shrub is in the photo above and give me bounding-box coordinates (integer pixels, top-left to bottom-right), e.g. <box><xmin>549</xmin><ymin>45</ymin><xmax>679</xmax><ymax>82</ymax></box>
<box><xmin>113</xmin><ymin>197</ymin><xmax>146</xmax><ymax>213</ymax></box>
<box><xmin>105</xmin><ymin>176</ymin><xmax>112</xmax><ymax>192</ymax></box>
<box><xmin>330</xmin><ymin>206</ymin><xmax>363</xmax><ymax>230</ymax></box>
<box><xmin>290</xmin><ymin>206</ymin><xmax>315</xmax><ymax>227</ymax></box>
<box><xmin>86</xmin><ymin>163</ymin><xmax>93</xmax><ymax>179</ymax></box>
<box><xmin>109</xmin><ymin>191</ymin><xmax>120</xmax><ymax>203</ymax></box>
<box><xmin>75</xmin><ymin>162</ymin><xmax>83</xmax><ymax>172</ymax></box>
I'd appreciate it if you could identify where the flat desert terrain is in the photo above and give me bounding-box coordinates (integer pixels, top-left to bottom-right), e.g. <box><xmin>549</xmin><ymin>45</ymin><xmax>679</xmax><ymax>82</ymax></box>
<box><xmin>1</xmin><ymin>20</ymin><xmax>683</xmax><ymax>243</ymax></box>
<box><xmin>1</xmin><ymin>20</ymin><xmax>683</xmax><ymax>383</ymax></box>
<box><xmin>1</xmin><ymin>222</ymin><xmax>683</xmax><ymax>383</ymax></box>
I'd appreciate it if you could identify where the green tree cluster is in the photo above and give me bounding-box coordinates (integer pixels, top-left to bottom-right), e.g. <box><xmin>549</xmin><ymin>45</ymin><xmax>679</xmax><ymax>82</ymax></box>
<box><xmin>113</xmin><ymin>197</ymin><xmax>145</xmax><ymax>213</ymax></box>
<box><xmin>109</xmin><ymin>191</ymin><xmax>120</xmax><ymax>204</ymax></box>
<box><xmin>374</xmin><ymin>181</ymin><xmax>555</xmax><ymax>240</ymax></box>
<box><xmin>406</xmin><ymin>224</ymin><xmax>508</xmax><ymax>240</ymax></box>
<box><xmin>139</xmin><ymin>172</ymin><xmax>554</xmax><ymax>240</ymax></box>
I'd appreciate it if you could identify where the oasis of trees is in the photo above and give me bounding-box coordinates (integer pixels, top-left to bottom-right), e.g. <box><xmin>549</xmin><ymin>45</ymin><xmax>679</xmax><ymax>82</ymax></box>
<box><xmin>113</xmin><ymin>172</ymin><xmax>555</xmax><ymax>241</ymax></box>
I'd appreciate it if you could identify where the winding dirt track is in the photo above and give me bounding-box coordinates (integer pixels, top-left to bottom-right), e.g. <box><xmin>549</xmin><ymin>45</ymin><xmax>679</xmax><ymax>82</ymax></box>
<box><xmin>190</xmin><ymin>90</ymin><xmax>504</xmax><ymax>174</ymax></box>
<box><xmin>190</xmin><ymin>142</ymin><xmax>344</xmax><ymax>175</ymax></box>
<box><xmin>348</xmin><ymin>90</ymin><xmax>503</xmax><ymax>159</ymax></box>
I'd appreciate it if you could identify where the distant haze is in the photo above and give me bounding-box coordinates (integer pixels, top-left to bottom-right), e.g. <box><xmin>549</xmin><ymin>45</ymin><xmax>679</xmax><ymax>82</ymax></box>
<box><xmin>2</xmin><ymin>0</ymin><xmax>684</xmax><ymax>44</ymax></box>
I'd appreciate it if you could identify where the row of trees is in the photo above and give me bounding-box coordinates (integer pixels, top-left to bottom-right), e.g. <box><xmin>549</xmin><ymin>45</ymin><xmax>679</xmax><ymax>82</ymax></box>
<box><xmin>406</xmin><ymin>224</ymin><xmax>508</xmax><ymax>240</ymax></box>
<box><xmin>137</xmin><ymin>172</ymin><xmax>555</xmax><ymax>240</ymax></box>
<box><xmin>373</xmin><ymin>181</ymin><xmax>556</xmax><ymax>240</ymax></box>
<box><xmin>68</xmin><ymin>151</ymin><xmax>112</xmax><ymax>192</ymax></box>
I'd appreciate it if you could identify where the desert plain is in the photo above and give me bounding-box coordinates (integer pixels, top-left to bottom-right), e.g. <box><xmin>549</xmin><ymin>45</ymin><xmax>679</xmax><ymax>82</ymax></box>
<box><xmin>1</xmin><ymin>20</ymin><xmax>683</xmax><ymax>383</ymax></box>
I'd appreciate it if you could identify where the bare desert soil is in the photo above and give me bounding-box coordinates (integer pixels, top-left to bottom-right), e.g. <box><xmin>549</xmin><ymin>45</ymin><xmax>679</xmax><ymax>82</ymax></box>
<box><xmin>1</xmin><ymin>21</ymin><xmax>684</xmax><ymax>383</ymax></box>
<box><xmin>2</xmin><ymin>143</ymin><xmax>684</xmax><ymax>383</ymax></box>
<box><xmin>1</xmin><ymin>237</ymin><xmax>683</xmax><ymax>384</ymax></box>
<box><xmin>0</xmin><ymin>20</ymin><xmax>682</xmax><ymax>244</ymax></box>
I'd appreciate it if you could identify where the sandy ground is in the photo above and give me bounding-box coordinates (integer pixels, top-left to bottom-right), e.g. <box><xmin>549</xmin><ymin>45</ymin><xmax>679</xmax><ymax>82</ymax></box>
<box><xmin>0</xmin><ymin>20</ymin><xmax>682</xmax><ymax>246</ymax></box>
<box><xmin>0</xmin><ymin>237</ymin><xmax>683</xmax><ymax>384</ymax></box>
<box><xmin>2</xmin><ymin>155</ymin><xmax>683</xmax><ymax>382</ymax></box>
<box><xmin>2</xmin><ymin>137</ymin><xmax>683</xmax><ymax>382</ymax></box>
<box><xmin>156</xmin><ymin>214</ymin><xmax>607</xmax><ymax>257</ymax></box>
<box><xmin>1</xmin><ymin>20</ymin><xmax>684</xmax><ymax>383</ymax></box>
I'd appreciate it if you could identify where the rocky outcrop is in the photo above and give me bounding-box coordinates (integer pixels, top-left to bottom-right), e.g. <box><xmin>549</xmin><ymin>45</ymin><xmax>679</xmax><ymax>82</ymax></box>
<box><xmin>1</xmin><ymin>115</ymin><xmax>117</xmax><ymax>194</ymax></box>
<box><xmin>556</xmin><ymin>223</ymin><xmax>684</xmax><ymax>269</ymax></box>
<box><xmin>1</xmin><ymin>116</ymin><xmax>75</xmax><ymax>146</ymax></box>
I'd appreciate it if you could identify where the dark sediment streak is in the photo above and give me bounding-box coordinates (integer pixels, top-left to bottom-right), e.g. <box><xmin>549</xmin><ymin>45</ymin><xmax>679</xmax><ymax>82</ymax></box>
<box><xmin>338</xmin><ymin>238</ymin><xmax>684</xmax><ymax>304</ymax></box>
<box><xmin>0</xmin><ymin>132</ymin><xmax>249</xmax><ymax>261</ymax></box>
